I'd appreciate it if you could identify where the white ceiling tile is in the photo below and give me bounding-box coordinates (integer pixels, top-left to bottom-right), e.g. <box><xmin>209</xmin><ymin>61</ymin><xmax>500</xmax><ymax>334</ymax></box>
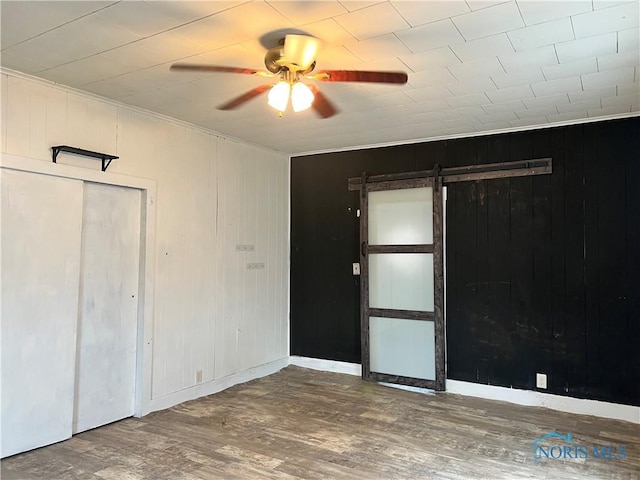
<box><xmin>555</xmin><ymin>33</ymin><xmax>618</xmax><ymax>63</ymax></box>
<box><xmin>515</xmin><ymin>106</ymin><xmax>558</xmax><ymax>119</ymax></box>
<box><xmin>2</xmin><ymin>40</ymin><xmax>75</xmax><ymax>72</ymax></box>
<box><xmin>618</xmin><ymin>82</ymin><xmax>640</xmax><ymax>96</ymax></box>
<box><xmin>409</xmin><ymin>68</ymin><xmax>457</xmax><ymax>87</ymax></box>
<box><xmin>593</xmin><ymin>0</ymin><xmax>631</xmax><ymax>10</ymax></box>
<box><xmin>144</xmin><ymin>1</ymin><xmax>246</xmax><ymax>24</ymax></box>
<box><xmin>0</xmin><ymin>0</ymin><xmax>633</xmax><ymax>154</ymax></box>
<box><xmin>180</xmin><ymin>44</ymin><xmax>260</xmax><ymax>71</ymax></box>
<box><xmin>530</xmin><ymin>76</ymin><xmax>582</xmax><ymax>96</ymax></box>
<box><xmin>3</xmin><ymin>16</ymin><xmax>141</xmax><ymax>70</ymax></box>
<box><xmin>0</xmin><ymin>1</ymin><xmax>112</xmax><ymax>49</ymax></box>
<box><xmin>491</xmin><ymin>67</ymin><xmax>545</xmax><ymax>88</ymax></box>
<box><xmin>509</xmin><ymin>115</ymin><xmax>549</xmax><ymax>127</ymax></box>
<box><xmin>133</xmin><ymin>30</ymin><xmax>210</xmax><ymax>65</ymax></box>
<box><xmin>523</xmin><ymin>93</ymin><xmax>569</xmax><ymax>109</ymax></box>
<box><xmin>445</xmin><ymin>92</ymin><xmax>492</xmax><ymax>107</ymax></box>
<box><xmin>597</xmin><ymin>51</ymin><xmax>639</xmax><ymax>71</ymax></box>
<box><xmin>400</xmin><ymin>47</ymin><xmax>461</xmax><ymax>71</ymax></box>
<box><xmin>299</xmin><ymin>19</ymin><xmax>356</xmax><ymax>47</ymax></box>
<box><xmin>475</xmin><ymin>111</ymin><xmax>519</xmax><ymax>123</ymax></box>
<box><xmin>466</xmin><ymin>0</ymin><xmax>512</xmax><ymax>11</ymax></box>
<box><xmin>546</xmin><ymin>110</ymin><xmax>589</xmax><ymax>122</ymax></box>
<box><xmin>569</xmin><ymin>85</ymin><xmax>617</xmax><ymax>101</ymax></box>
<box><xmin>478</xmin><ymin>120</ymin><xmax>513</xmax><ymax>129</ymax></box>
<box><xmin>89</xmin><ymin>2</ymin><xmax>180</xmax><ymax>38</ymax></box>
<box><xmin>485</xmin><ymin>84</ymin><xmax>535</xmax><ymax>103</ymax></box>
<box><xmin>542</xmin><ymin>57</ymin><xmax>597</xmax><ymax>81</ymax></box>
<box><xmin>268</xmin><ymin>1</ymin><xmax>348</xmax><ymax>25</ymax></box>
<box><xmin>510</xmin><ymin>116</ymin><xmax>548</xmax><ymax>127</ymax></box>
<box><xmin>390</xmin><ymin>1</ymin><xmax>470</xmax><ymax>27</ymax></box>
<box><xmin>452</xmin><ymin>1</ymin><xmax>524</xmax><ymax>41</ymax></box>
<box><xmin>498</xmin><ymin>46</ymin><xmax>558</xmax><ymax>73</ymax></box>
<box><xmin>39</xmin><ymin>56</ymin><xmax>130</xmax><ymax>88</ymax></box>
<box><xmin>396</xmin><ymin>19</ymin><xmax>466</xmax><ymax>54</ymax></box>
<box><xmin>451</xmin><ymin>33</ymin><xmax>514</xmax><ymax>62</ymax></box>
<box><xmin>83</xmin><ymin>80</ymin><xmax>138</xmax><ymax>100</ymax></box>
<box><xmin>0</xmin><ymin>49</ymin><xmax>50</xmax><ymax>74</ymax></box>
<box><xmin>618</xmin><ymin>27</ymin><xmax>640</xmax><ymax>52</ymax></box>
<box><xmin>507</xmin><ymin>18</ymin><xmax>575</xmax><ymax>51</ymax></box>
<box><xmin>572</xmin><ymin>2</ymin><xmax>639</xmax><ymax>38</ymax></box>
<box><xmin>334</xmin><ymin>3</ymin><xmax>409</xmax><ymax>40</ymax></box>
<box><xmin>446</xmin><ymin>78</ymin><xmax>497</xmax><ymax>96</ymax></box>
<box><xmin>338</xmin><ymin>1</ymin><xmax>385</xmax><ymax>12</ymax></box>
<box><xmin>581</xmin><ymin>67</ymin><xmax>636</xmax><ymax>89</ymax></box>
<box><xmin>346</xmin><ymin>34</ymin><xmax>412</xmax><ymax>62</ymax></box>
<box><xmin>408</xmin><ymin>110</ymin><xmax>449</xmax><ymax>122</ymax></box>
<box><xmin>176</xmin><ymin>2</ymin><xmax>293</xmax><ymax>50</ymax></box>
<box><xmin>516</xmin><ymin>0</ymin><xmax>592</xmax><ymax>26</ymax></box>
<box><xmin>404</xmin><ymin>85</ymin><xmax>454</xmax><ymax>102</ymax></box>
<box><xmin>482</xmin><ymin>99</ymin><xmax>526</xmax><ymax>113</ymax></box>
<box><xmin>601</xmin><ymin>92</ymin><xmax>640</xmax><ymax>108</ymax></box>
<box><xmin>557</xmin><ymin>99</ymin><xmax>602</xmax><ymax>112</ymax></box>
<box><xmin>445</xmin><ymin>106</ymin><xmax>487</xmax><ymax>118</ymax></box>
<box><xmin>315</xmin><ymin>45</ymin><xmax>365</xmax><ymax>69</ymax></box>
<box><xmin>588</xmin><ymin>105</ymin><xmax>632</xmax><ymax>116</ymax></box>
<box><xmin>448</xmin><ymin>57</ymin><xmax>505</xmax><ymax>79</ymax></box>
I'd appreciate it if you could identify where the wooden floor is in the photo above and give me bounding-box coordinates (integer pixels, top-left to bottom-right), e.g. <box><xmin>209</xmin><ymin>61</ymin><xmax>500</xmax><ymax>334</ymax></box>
<box><xmin>2</xmin><ymin>366</ymin><xmax>639</xmax><ymax>479</ymax></box>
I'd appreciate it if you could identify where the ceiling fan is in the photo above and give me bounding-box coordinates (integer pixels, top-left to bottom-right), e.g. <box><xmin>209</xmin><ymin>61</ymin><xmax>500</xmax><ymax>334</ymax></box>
<box><xmin>170</xmin><ymin>34</ymin><xmax>408</xmax><ymax>119</ymax></box>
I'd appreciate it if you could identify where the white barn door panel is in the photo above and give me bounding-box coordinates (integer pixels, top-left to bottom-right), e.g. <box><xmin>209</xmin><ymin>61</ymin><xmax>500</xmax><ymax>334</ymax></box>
<box><xmin>1</xmin><ymin>169</ymin><xmax>84</xmax><ymax>458</ymax></box>
<box><xmin>73</xmin><ymin>182</ymin><xmax>141</xmax><ymax>434</ymax></box>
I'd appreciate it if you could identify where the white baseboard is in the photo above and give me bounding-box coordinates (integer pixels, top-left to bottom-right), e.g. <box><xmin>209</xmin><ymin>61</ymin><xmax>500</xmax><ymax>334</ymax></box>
<box><xmin>446</xmin><ymin>380</ymin><xmax>640</xmax><ymax>424</ymax></box>
<box><xmin>289</xmin><ymin>357</ymin><xmax>640</xmax><ymax>424</ymax></box>
<box><xmin>147</xmin><ymin>357</ymin><xmax>289</xmax><ymax>414</ymax></box>
<box><xmin>289</xmin><ymin>356</ymin><xmax>362</xmax><ymax>376</ymax></box>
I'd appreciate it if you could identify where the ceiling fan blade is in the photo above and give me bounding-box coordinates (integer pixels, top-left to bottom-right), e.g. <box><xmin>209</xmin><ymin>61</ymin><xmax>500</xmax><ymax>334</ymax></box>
<box><xmin>218</xmin><ymin>84</ymin><xmax>272</xmax><ymax>110</ymax></box>
<box><xmin>309</xmin><ymin>85</ymin><xmax>337</xmax><ymax>119</ymax></box>
<box><xmin>170</xmin><ymin>63</ymin><xmax>270</xmax><ymax>76</ymax></box>
<box><xmin>310</xmin><ymin>70</ymin><xmax>408</xmax><ymax>84</ymax></box>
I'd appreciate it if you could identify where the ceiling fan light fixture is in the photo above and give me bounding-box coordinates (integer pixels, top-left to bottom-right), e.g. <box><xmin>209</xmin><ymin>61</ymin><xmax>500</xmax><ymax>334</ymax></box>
<box><xmin>291</xmin><ymin>82</ymin><xmax>314</xmax><ymax>112</ymax></box>
<box><xmin>267</xmin><ymin>81</ymin><xmax>291</xmax><ymax>112</ymax></box>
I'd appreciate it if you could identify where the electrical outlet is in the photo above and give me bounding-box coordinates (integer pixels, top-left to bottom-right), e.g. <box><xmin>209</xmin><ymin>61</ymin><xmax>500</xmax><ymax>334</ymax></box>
<box><xmin>247</xmin><ymin>262</ymin><xmax>265</xmax><ymax>270</ymax></box>
<box><xmin>536</xmin><ymin>373</ymin><xmax>547</xmax><ymax>389</ymax></box>
<box><xmin>196</xmin><ymin>370</ymin><xmax>203</xmax><ymax>383</ymax></box>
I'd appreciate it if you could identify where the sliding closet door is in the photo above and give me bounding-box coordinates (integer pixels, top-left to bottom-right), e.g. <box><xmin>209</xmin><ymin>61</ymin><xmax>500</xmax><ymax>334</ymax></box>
<box><xmin>73</xmin><ymin>182</ymin><xmax>141</xmax><ymax>434</ymax></box>
<box><xmin>1</xmin><ymin>169</ymin><xmax>84</xmax><ymax>458</ymax></box>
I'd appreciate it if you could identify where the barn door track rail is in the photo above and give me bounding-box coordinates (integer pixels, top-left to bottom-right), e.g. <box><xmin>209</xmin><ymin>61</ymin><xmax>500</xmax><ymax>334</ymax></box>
<box><xmin>348</xmin><ymin>158</ymin><xmax>552</xmax><ymax>190</ymax></box>
<box><xmin>51</xmin><ymin>145</ymin><xmax>118</xmax><ymax>172</ymax></box>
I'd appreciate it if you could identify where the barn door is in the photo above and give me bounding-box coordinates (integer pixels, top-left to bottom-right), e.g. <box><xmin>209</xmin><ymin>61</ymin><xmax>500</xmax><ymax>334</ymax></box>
<box><xmin>73</xmin><ymin>182</ymin><xmax>141</xmax><ymax>433</ymax></box>
<box><xmin>360</xmin><ymin>177</ymin><xmax>445</xmax><ymax>390</ymax></box>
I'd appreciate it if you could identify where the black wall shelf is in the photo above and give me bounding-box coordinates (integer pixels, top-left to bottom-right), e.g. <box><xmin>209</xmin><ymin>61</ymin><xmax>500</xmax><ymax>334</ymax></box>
<box><xmin>51</xmin><ymin>145</ymin><xmax>118</xmax><ymax>172</ymax></box>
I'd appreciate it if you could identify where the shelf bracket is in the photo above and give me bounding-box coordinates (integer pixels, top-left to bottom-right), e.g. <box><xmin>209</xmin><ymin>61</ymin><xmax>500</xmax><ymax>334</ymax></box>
<box><xmin>51</xmin><ymin>145</ymin><xmax>118</xmax><ymax>172</ymax></box>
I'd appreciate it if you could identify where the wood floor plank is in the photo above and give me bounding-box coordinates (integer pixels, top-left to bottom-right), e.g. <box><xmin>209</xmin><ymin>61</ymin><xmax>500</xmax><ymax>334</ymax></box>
<box><xmin>2</xmin><ymin>366</ymin><xmax>638</xmax><ymax>479</ymax></box>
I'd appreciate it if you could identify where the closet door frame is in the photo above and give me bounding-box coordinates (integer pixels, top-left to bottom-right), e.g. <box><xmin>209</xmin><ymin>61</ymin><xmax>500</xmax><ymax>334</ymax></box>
<box><xmin>0</xmin><ymin>153</ymin><xmax>157</xmax><ymax>418</ymax></box>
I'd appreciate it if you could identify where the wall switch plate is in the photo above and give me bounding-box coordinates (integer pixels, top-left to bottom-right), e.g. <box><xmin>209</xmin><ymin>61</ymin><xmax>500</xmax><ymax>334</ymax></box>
<box><xmin>352</xmin><ymin>263</ymin><xmax>360</xmax><ymax>275</ymax></box>
<box><xmin>236</xmin><ymin>244</ymin><xmax>255</xmax><ymax>252</ymax></box>
<box><xmin>536</xmin><ymin>373</ymin><xmax>547</xmax><ymax>389</ymax></box>
<box><xmin>247</xmin><ymin>262</ymin><xmax>265</xmax><ymax>270</ymax></box>
<box><xmin>196</xmin><ymin>370</ymin><xmax>203</xmax><ymax>383</ymax></box>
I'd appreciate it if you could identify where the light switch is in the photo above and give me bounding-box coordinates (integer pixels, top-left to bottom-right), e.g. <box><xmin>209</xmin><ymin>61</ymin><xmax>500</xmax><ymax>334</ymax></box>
<box><xmin>352</xmin><ymin>263</ymin><xmax>360</xmax><ymax>275</ymax></box>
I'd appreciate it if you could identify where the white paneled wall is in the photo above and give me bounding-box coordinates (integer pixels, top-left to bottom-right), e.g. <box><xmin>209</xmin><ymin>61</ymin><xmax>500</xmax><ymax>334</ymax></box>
<box><xmin>1</xmin><ymin>72</ymin><xmax>289</xmax><ymax>406</ymax></box>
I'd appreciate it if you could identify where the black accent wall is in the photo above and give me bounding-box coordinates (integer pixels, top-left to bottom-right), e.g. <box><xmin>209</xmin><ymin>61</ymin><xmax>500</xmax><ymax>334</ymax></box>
<box><xmin>290</xmin><ymin>117</ymin><xmax>639</xmax><ymax>407</ymax></box>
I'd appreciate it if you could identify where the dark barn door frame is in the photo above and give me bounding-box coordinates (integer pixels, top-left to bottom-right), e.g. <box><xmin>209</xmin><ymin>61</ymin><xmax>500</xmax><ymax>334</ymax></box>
<box><xmin>349</xmin><ymin>158</ymin><xmax>553</xmax><ymax>391</ymax></box>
